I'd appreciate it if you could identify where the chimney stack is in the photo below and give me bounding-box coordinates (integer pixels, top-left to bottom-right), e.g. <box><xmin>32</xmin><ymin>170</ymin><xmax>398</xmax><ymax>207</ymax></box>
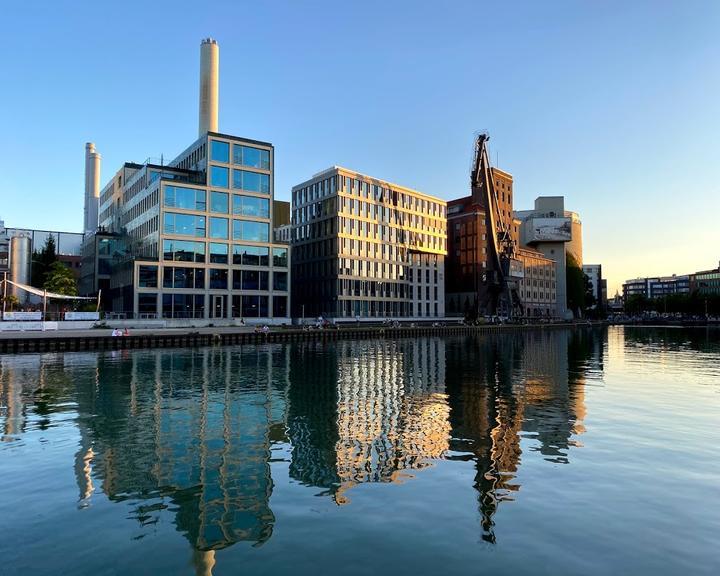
<box><xmin>198</xmin><ymin>38</ymin><xmax>219</xmax><ymax>136</ymax></box>
<box><xmin>84</xmin><ymin>142</ymin><xmax>101</xmax><ymax>234</ymax></box>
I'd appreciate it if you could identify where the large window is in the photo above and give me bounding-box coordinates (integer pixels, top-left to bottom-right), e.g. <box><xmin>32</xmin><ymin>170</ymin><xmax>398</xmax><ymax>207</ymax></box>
<box><xmin>210</xmin><ymin>191</ymin><xmax>229</xmax><ymax>213</ymax></box>
<box><xmin>241</xmin><ymin>295</ymin><xmax>268</xmax><ymax>317</ymax></box>
<box><xmin>209</xmin><ymin>217</ymin><xmax>229</xmax><ymax>239</ymax></box>
<box><xmin>232</xmin><ymin>145</ymin><xmax>270</xmax><ymax>169</ymax></box>
<box><xmin>163</xmin><ymin>213</ymin><xmax>206</xmax><ymax>237</ymax></box>
<box><xmin>233</xmin><ymin>270</ymin><xmax>269</xmax><ymax>290</ymax></box>
<box><xmin>273</xmin><ymin>248</ymin><xmax>288</xmax><ymax>268</ymax></box>
<box><xmin>232</xmin><ymin>195</ymin><xmax>269</xmax><ymax>218</ymax></box>
<box><xmin>232</xmin><ymin>170</ymin><xmax>270</xmax><ymax>193</ymax></box>
<box><xmin>162</xmin><ymin>266</ymin><xmax>205</xmax><ymax>289</ymax></box>
<box><xmin>210</xmin><ymin>140</ymin><xmax>230</xmax><ymax>163</ymax></box>
<box><xmin>272</xmin><ymin>296</ymin><xmax>287</xmax><ymax>317</ymax></box>
<box><xmin>163</xmin><ymin>240</ymin><xmax>205</xmax><ymax>262</ymax></box>
<box><xmin>232</xmin><ymin>245</ymin><xmax>269</xmax><ymax>266</ymax></box>
<box><xmin>273</xmin><ymin>271</ymin><xmax>288</xmax><ymax>291</ymax></box>
<box><xmin>232</xmin><ymin>220</ymin><xmax>269</xmax><ymax>242</ymax></box>
<box><xmin>209</xmin><ymin>243</ymin><xmax>228</xmax><ymax>264</ymax></box>
<box><xmin>209</xmin><ymin>269</ymin><xmax>228</xmax><ymax>289</ymax></box>
<box><xmin>162</xmin><ymin>294</ymin><xmax>205</xmax><ymax>319</ymax></box>
<box><xmin>164</xmin><ymin>186</ymin><xmax>206</xmax><ymax>210</ymax></box>
<box><xmin>138</xmin><ymin>265</ymin><xmax>158</xmax><ymax>287</ymax></box>
<box><xmin>138</xmin><ymin>293</ymin><xmax>157</xmax><ymax>314</ymax></box>
<box><xmin>210</xmin><ymin>166</ymin><xmax>229</xmax><ymax>188</ymax></box>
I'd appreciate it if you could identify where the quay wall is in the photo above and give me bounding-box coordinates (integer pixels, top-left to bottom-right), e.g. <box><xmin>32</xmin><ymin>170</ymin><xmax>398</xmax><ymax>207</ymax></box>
<box><xmin>0</xmin><ymin>322</ymin><xmax>603</xmax><ymax>355</ymax></box>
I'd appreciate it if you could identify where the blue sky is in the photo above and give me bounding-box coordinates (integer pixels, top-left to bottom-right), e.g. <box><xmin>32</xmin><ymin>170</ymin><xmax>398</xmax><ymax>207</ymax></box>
<box><xmin>1</xmin><ymin>0</ymin><xmax>718</xmax><ymax>292</ymax></box>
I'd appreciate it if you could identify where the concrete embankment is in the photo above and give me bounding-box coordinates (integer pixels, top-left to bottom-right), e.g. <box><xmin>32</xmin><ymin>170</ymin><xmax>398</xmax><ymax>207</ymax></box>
<box><xmin>0</xmin><ymin>322</ymin><xmax>603</xmax><ymax>355</ymax></box>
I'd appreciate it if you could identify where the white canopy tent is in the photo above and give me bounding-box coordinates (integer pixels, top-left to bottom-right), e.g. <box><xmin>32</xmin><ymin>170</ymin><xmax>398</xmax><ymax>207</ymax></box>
<box><xmin>1</xmin><ymin>276</ymin><xmax>99</xmax><ymax>318</ymax></box>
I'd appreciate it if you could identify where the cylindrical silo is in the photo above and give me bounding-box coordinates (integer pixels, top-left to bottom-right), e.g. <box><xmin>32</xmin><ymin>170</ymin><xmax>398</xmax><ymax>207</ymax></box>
<box><xmin>198</xmin><ymin>38</ymin><xmax>219</xmax><ymax>136</ymax></box>
<box><xmin>10</xmin><ymin>236</ymin><xmax>32</xmax><ymax>302</ymax></box>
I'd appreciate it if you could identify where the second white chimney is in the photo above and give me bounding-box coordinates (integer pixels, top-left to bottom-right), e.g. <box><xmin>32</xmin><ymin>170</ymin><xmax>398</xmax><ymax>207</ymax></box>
<box><xmin>198</xmin><ymin>38</ymin><xmax>219</xmax><ymax>136</ymax></box>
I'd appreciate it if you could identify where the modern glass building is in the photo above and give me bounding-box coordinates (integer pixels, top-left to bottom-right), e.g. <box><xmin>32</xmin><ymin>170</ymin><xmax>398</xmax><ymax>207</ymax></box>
<box><xmin>95</xmin><ymin>133</ymin><xmax>290</xmax><ymax>321</ymax></box>
<box><xmin>291</xmin><ymin>167</ymin><xmax>447</xmax><ymax>320</ymax></box>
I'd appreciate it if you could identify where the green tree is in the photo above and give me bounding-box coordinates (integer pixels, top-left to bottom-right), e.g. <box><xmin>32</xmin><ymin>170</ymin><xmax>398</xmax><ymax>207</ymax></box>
<box><xmin>44</xmin><ymin>261</ymin><xmax>78</xmax><ymax>296</ymax></box>
<box><xmin>566</xmin><ymin>253</ymin><xmax>586</xmax><ymax>317</ymax></box>
<box><xmin>1</xmin><ymin>294</ymin><xmax>20</xmax><ymax>311</ymax></box>
<box><xmin>31</xmin><ymin>235</ymin><xmax>57</xmax><ymax>287</ymax></box>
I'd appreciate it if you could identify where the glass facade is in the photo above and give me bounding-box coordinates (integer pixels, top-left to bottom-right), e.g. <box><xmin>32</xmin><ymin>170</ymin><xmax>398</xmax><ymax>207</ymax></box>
<box><xmin>163</xmin><ymin>267</ymin><xmax>205</xmax><ymax>289</ymax></box>
<box><xmin>209</xmin><ymin>217</ymin><xmax>229</xmax><ymax>239</ymax></box>
<box><xmin>163</xmin><ymin>240</ymin><xmax>205</xmax><ymax>263</ymax></box>
<box><xmin>232</xmin><ymin>245</ymin><xmax>269</xmax><ymax>266</ymax></box>
<box><xmin>210</xmin><ymin>191</ymin><xmax>229</xmax><ymax>213</ymax></box>
<box><xmin>232</xmin><ymin>145</ymin><xmax>270</xmax><ymax>170</ymax></box>
<box><xmin>210</xmin><ymin>140</ymin><xmax>230</xmax><ymax>163</ymax></box>
<box><xmin>138</xmin><ymin>265</ymin><xmax>158</xmax><ymax>288</ymax></box>
<box><xmin>232</xmin><ymin>170</ymin><xmax>270</xmax><ymax>194</ymax></box>
<box><xmin>232</xmin><ymin>195</ymin><xmax>270</xmax><ymax>218</ymax></box>
<box><xmin>210</xmin><ymin>166</ymin><xmax>229</xmax><ymax>188</ymax></box>
<box><xmin>232</xmin><ymin>220</ymin><xmax>269</xmax><ymax>242</ymax></box>
<box><xmin>163</xmin><ymin>213</ymin><xmax>206</xmax><ymax>237</ymax></box>
<box><xmin>209</xmin><ymin>243</ymin><xmax>228</xmax><ymax>264</ymax></box>
<box><xmin>164</xmin><ymin>186</ymin><xmax>206</xmax><ymax>210</ymax></box>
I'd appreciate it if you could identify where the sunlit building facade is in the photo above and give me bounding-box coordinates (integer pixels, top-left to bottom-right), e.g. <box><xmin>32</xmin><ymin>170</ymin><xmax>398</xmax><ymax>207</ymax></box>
<box><xmin>291</xmin><ymin>167</ymin><xmax>447</xmax><ymax>320</ymax></box>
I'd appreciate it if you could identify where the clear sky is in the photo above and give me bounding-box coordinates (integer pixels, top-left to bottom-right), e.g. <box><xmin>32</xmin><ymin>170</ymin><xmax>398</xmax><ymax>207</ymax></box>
<box><xmin>1</xmin><ymin>0</ymin><xmax>718</xmax><ymax>293</ymax></box>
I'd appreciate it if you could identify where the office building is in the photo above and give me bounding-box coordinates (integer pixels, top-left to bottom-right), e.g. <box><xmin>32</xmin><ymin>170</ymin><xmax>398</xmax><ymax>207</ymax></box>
<box><xmin>582</xmin><ymin>264</ymin><xmax>606</xmax><ymax>310</ymax></box>
<box><xmin>83</xmin><ymin>39</ymin><xmax>290</xmax><ymax>322</ymax></box>
<box><xmin>291</xmin><ymin>166</ymin><xmax>447</xmax><ymax>320</ymax></box>
<box><xmin>622</xmin><ymin>275</ymin><xmax>690</xmax><ymax>300</ymax></box>
<box><xmin>446</xmin><ymin>168</ymin><xmax>558</xmax><ymax>318</ymax></box>
<box><xmin>689</xmin><ymin>262</ymin><xmax>720</xmax><ymax>295</ymax></box>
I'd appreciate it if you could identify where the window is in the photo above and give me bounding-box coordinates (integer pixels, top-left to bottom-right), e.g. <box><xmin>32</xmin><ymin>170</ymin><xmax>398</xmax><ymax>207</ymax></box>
<box><xmin>210</xmin><ymin>140</ymin><xmax>230</xmax><ymax>163</ymax></box>
<box><xmin>210</xmin><ymin>191</ymin><xmax>229</xmax><ymax>213</ymax></box>
<box><xmin>242</xmin><ymin>295</ymin><xmax>268</xmax><ymax>317</ymax></box>
<box><xmin>209</xmin><ymin>217</ymin><xmax>229</xmax><ymax>239</ymax></box>
<box><xmin>162</xmin><ymin>266</ymin><xmax>205</xmax><ymax>289</ymax></box>
<box><xmin>163</xmin><ymin>240</ymin><xmax>205</xmax><ymax>262</ymax></box>
<box><xmin>138</xmin><ymin>265</ymin><xmax>158</xmax><ymax>288</ymax></box>
<box><xmin>272</xmin><ymin>296</ymin><xmax>287</xmax><ymax>317</ymax></box>
<box><xmin>209</xmin><ymin>269</ymin><xmax>228</xmax><ymax>289</ymax></box>
<box><xmin>273</xmin><ymin>271</ymin><xmax>288</xmax><ymax>291</ymax></box>
<box><xmin>163</xmin><ymin>213</ymin><xmax>206</xmax><ymax>237</ymax></box>
<box><xmin>162</xmin><ymin>294</ymin><xmax>205</xmax><ymax>319</ymax></box>
<box><xmin>164</xmin><ymin>186</ymin><xmax>206</xmax><ymax>210</ymax></box>
<box><xmin>138</xmin><ymin>293</ymin><xmax>157</xmax><ymax>314</ymax></box>
<box><xmin>209</xmin><ymin>243</ymin><xmax>228</xmax><ymax>264</ymax></box>
<box><xmin>232</xmin><ymin>245</ymin><xmax>269</xmax><ymax>266</ymax></box>
<box><xmin>236</xmin><ymin>270</ymin><xmax>269</xmax><ymax>290</ymax></box>
<box><xmin>232</xmin><ymin>220</ymin><xmax>269</xmax><ymax>242</ymax></box>
<box><xmin>232</xmin><ymin>195</ymin><xmax>270</xmax><ymax>218</ymax></box>
<box><xmin>233</xmin><ymin>145</ymin><xmax>270</xmax><ymax>169</ymax></box>
<box><xmin>210</xmin><ymin>166</ymin><xmax>229</xmax><ymax>188</ymax></box>
<box><xmin>273</xmin><ymin>247</ymin><xmax>288</xmax><ymax>267</ymax></box>
<box><xmin>232</xmin><ymin>169</ymin><xmax>270</xmax><ymax>193</ymax></box>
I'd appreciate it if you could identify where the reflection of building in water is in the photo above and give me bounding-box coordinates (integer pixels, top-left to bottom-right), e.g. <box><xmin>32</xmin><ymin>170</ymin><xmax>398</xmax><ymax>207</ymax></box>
<box><xmin>446</xmin><ymin>329</ymin><xmax>599</xmax><ymax>543</ymax></box>
<box><xmin>72</xmin><ymin>346</ymin><xmax>289</xmax><ymax>574</ymax></box>
<box><xmin>287</xmin><ymin>338</ymin><xmax>450</xmax><ymax>504</ymax></box>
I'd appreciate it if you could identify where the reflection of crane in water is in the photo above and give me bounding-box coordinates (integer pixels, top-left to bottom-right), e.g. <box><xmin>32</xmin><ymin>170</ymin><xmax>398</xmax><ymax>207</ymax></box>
<box><xmin>471</xmin><ymin>133</ymin><xmax>523</xmax><ymax>318</ymax></box>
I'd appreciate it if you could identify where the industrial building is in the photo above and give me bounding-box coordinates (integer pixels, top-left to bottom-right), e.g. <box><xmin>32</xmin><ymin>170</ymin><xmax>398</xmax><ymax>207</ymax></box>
<box><xmin>81</xmin><ymin>39</ymin><xmax>290</xmax><ymax>322</ymax></box>
<box><xmin>291</xmin><ymin>166</ymin><xmax>447</xmax><ymax>320</ymax></box>
<box><xmin>445</xmin><ymin>137</ymin><xmax>558</xmax><ymax>319</ymax></box>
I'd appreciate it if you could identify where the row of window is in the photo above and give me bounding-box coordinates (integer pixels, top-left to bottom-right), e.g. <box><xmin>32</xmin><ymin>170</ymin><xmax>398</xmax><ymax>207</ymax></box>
<box><xmin>210</xmin><ymin>140</ymin><xmax>271</xmax><ymax>170</ymax></box>
<box><xmin>139</xmin><ymin>265</ymin><xmax>288</xmax><ymax>291</ymax></box>
<box><xmin>337</xmin><ymin>299</ymin><xmax>440</xmax><ymax>318</ymax></box>
<box><xmin>164</xmin><ymin>186</ymin><xmax>270</xmax><ymax>218</ymax></box>
<box><xmin>163</xmin><ymin>212</ymin><xmax>269</xmax><ymax>242</ymax></box>
<box><xmin>161</xmin><ymin>241</ymin><xmax>287</xmax><ymax>267</ymax></box>
<box><xmin>138</xmin><ymin>293</ymin><xmax>287</xmax><ymax>318</ymax></box>
<box><xmin>210</xmin><ymin>166</ymin><xmax>270</xmax><ymax>193</ymax></box>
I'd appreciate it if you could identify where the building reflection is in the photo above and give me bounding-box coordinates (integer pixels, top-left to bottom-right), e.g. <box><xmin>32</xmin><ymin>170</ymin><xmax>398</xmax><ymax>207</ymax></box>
<box><xmin>0</xmin><ymin>327</ymin><xmax>604</xmax><ymax>569</ymax></box>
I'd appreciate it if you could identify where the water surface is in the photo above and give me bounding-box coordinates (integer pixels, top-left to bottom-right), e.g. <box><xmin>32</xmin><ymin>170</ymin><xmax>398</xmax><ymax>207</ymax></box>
<box><xmin>1</xmin><ymin>327</ymin><xmax>718</xmax><ymax>575</ymax></box>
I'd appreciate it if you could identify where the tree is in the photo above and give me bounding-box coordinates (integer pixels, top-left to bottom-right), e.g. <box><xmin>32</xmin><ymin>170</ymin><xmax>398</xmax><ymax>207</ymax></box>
<box><xmin>566</xmin><ymin>253</ymin><xmax>586</xmax><ymax>318</ymax></box>
<box><xmin>1</xmin><ymin>294</ymin><xmax>20</xmax><ymax>311</ymax></box>
<box><xmin>31</xmin><ymin>235</ymin><xmax>57</xmax><ymax>287</ymax></box>
<box><xmin>44</xmin><ymin>261</ymin><xmax>78</xmax><ymax>296</ymax></box>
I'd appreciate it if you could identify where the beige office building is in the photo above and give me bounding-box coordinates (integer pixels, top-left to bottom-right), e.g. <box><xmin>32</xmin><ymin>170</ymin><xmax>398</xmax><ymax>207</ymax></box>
<box><xmin>291</xmin><ymin>167</ymin><xmax>447</xmax><ymax>320</ymax></box>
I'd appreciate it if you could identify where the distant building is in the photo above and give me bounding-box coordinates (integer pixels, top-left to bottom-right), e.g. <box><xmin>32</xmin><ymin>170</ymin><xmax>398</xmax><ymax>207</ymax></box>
<box><xmin>622</xmin><ymin>275</ymin><xmax>690</xmax><ymax>300</ymax></box>
<box><xmin>582</xmin><ymin>264</ymin><xmax>606</xmax><ymax>310</ymax></box>
<box><xmin>291</xmin><ymin>166</ymin><xmax>447</xmax><ymax>320</ymax></box>
<box><xmin>0</xmin><ymin>219</ymin><xmax>9</xmax><ymax>276</ymax></box>
<box><xmin>5</xmin><ymin>227</ymin><xmax>83</xmax><ymax>279</ymax></box>
<box><xmin>689</xmin><ymin>262</ymin><xmax>720</xmax><ymax>295</ymax></box>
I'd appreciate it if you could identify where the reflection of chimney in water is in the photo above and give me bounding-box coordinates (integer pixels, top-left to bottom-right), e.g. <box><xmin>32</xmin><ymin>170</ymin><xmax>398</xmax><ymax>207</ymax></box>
<box><xmin>198</xmin><ymin>38</ymin><xmax>219</xmax><ymax>136</ymax></box>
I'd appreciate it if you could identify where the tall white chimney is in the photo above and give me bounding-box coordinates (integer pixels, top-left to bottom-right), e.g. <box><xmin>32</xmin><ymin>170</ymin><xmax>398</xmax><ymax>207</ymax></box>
<box><xmin>198</xmin><ymin>38</ymin><xmax>219</xmax><ymax>136</ymax></box>
<box><xmin>84</xmin><ymin>142</ymin><xmax>101</xmax><ymax>234</ymax></box>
